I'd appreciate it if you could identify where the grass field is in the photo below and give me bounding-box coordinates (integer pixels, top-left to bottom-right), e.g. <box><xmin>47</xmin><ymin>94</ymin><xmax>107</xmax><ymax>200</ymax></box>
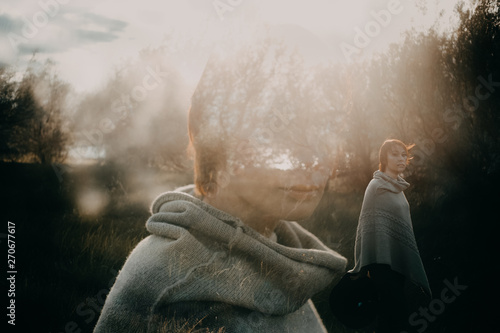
<box><xmin>1</xmin><ymin>162</ymin><xmax>186</xmax><ymax>332</ymax></box>
<box><xmin>1</xmin><ymin>162</ymin><xmax>493</xmax><ymax>332</ymax></box>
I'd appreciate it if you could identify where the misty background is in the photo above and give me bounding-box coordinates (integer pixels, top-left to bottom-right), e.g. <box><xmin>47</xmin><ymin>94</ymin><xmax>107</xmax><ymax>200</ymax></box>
<box><xmin>1</xmin><ymin>0</ymin><xmax>499</xmax><ymax>332</ymax></box>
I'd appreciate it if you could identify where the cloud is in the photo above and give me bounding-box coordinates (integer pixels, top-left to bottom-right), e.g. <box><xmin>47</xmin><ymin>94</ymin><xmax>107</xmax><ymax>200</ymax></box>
<box><xmin>0</xmin><ymin>14</ymin><xmax>21</xmax><ymax>33</ymax></box>
<box><xmin>75</xmin><ymin>29</ymin><xmax>119</xmax><ymax>43</ymax></box>
<box><xmin>79</xmin><ymin>12</ymin><xmax>127</xmax><ymax>33</ymax></box>
<box><xmin>1</xmin><ymin>9</ymin><xmax>128</xmax><ymax>59</ymax></box>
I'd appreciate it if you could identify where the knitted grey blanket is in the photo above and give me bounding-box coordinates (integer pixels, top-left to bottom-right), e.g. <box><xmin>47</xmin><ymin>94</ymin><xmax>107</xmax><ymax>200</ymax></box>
<box><xmin>349</xmin><ymin>171</ymin><xmax>431</xmax><ymax>296</ymax></box>
<box><xmin>94</xmin><ymin>185</ymin><xmax>347</xmax><ymax>332</ymax></box>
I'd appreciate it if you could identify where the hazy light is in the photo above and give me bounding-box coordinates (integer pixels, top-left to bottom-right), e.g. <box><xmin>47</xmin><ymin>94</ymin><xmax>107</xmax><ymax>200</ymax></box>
<box><xmin>3</xmin><ymin>0</ymin><xmax>462</xmax><ymax>91</ymax></box>
<box><xmin>77</xmin><ymin>188</ymin><xmax>109</xmax><ymax>216</ymax></box>
<box><xmin>269</xmin><ymin>151</ymin><xmax>295</xmax><ymax>171</ymax></box>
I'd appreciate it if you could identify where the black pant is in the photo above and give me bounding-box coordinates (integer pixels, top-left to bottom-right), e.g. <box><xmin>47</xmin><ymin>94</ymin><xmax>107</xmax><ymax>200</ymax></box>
<box><xmin>364</xmin><ymin>264</ymin><xmax>410</xmax><ymax>333</ymax></box>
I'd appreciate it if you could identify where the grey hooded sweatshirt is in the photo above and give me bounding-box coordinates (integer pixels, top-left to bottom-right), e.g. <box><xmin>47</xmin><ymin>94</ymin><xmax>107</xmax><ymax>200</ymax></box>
<box><xmin>94</xmin><ymin>185</ymin><xmax>347</xmax><ymax>332</ymax></box>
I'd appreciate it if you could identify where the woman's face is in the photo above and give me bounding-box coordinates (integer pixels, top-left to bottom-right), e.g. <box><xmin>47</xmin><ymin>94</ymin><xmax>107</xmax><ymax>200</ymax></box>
<box><xmin>219</xmin><ymin>146</ymin><xmax>333</xmax><ymax>223</ymax></box>
<box><xmin>385</xmin><ymin>145</ymin><xmax>408</xmax><ymax>177</ymax></box>
<box><xmin>195</xmin><ymin>38</ymin><xmax>336</xmax><ymax>229</ymax></box>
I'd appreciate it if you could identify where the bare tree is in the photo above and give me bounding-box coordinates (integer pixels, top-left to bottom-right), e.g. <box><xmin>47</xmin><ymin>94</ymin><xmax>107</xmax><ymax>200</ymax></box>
<box><xmin>0</xmin><ymin>58</ymin><xmax>71</xmax><ymax>164</ymax></box>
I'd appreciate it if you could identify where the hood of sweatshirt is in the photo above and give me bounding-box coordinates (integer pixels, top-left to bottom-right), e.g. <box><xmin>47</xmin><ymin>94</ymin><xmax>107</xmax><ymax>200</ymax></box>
<box><xmin>145</xmin><ymin>185</ymin><xmax>347</xmax><ymax>316</ymax></box>
<box><xmin>373</xmin><ymin>170</ymin><xmax>409</xmax><ymax>193</ymax></box>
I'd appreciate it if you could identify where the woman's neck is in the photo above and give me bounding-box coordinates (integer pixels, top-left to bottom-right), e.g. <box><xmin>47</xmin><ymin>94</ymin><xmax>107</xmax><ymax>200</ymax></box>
<box><xmin>383</xmin><ymin>170</ymin><xmax>399</xmax><ymax>179</ymax></box>
<box><xmin>203</xmin><ymin>193</ymin><xmax>280</xmax><ymax>238</ymax></box>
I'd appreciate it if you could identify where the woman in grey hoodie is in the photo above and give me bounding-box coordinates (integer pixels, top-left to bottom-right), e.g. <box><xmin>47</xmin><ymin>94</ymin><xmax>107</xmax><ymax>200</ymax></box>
<box><xmin>94</xmin><ymin>28</ymin><xmax>347</xmax><ymax>333</ymax></box>
<box><xmin>349</xmin><ymin>139</ymin><xmax>431</xmax><ymax>332</ymax></box>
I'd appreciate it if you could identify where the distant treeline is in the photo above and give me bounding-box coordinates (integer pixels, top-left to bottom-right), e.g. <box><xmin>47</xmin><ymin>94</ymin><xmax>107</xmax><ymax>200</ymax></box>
<box><xmin>2</xmin><ymin>2</ymin><xmax>499</xmax><ymax>195</ymax></box>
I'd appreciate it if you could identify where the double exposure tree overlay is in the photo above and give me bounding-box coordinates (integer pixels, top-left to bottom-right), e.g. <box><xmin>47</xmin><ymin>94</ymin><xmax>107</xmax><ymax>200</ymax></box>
<box><xmin>0</xmin><ymin>1</ymin><xmax>499</xmax><ymax>332</ymax></box>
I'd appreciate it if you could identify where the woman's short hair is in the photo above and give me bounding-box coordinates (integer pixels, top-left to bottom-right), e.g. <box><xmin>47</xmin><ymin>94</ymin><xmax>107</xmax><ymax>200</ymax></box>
<box><xmin>187</xmin><ymin>104</ymin><xmax>226</xmax><ymax>197</ymax></box>
<box><xmin>378</xmin><ymin>139</ymin><xmax>415</xmax><ymax>172</ymax></box>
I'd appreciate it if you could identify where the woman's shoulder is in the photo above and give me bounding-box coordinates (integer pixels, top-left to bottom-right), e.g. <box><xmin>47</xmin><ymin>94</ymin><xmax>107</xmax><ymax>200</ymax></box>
<box><xmin>122</xmin><ymin>219</ymin><xmax>209</xmax><ymax>263</ymax></box>
<box><xmin>124</xmin><ymin>230</ymin><xmax>210</xmax><ymax>269</ymax></box>
<box><xmin>117</xmin><ymin>235</ymin><xmax>176</xmax><ymax>276</ymax></box>
<box><xmin>365</xmin><ymin>177</ymin><xmax>386</xmax><ymax>195</ymax></box>
<box><xmin>361</xmin><ymin>178</ymin><xmax>394</xmax><ymax>209</ymax></box>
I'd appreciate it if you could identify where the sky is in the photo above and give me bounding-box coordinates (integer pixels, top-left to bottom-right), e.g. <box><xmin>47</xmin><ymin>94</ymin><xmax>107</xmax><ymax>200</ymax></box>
<box><xmin>0</xmin><ymin>0</ymin><xmax>463</xmax><ymax>92</ymax></box>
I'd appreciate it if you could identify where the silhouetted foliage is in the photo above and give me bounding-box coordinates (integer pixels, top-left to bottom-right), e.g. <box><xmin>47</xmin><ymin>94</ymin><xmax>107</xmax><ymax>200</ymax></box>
<box><xmin>308</xmin><ymin>2</ymin><xmax>500</xmax><ymax>331</ymax></box>
<box><xmin>0</xmin><ymin>58</ymin><xmax>71</xmax><ymax>164</ymax></box>
<box><xmin>324</xmin><ymin>0</ymin><xmax>500</xmax><ymax>198</ymax></box>
<box><xmin>0</xmin><ymin>67</ymin><xmax>18</xmax><ymax>159</ymax></box>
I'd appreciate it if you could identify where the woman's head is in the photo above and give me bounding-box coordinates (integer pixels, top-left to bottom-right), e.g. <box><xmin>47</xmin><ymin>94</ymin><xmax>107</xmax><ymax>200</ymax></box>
<box><xmin>188</xmin><ymin>26</ymin><xmax>337</xmax><ymax>196</ymax></box>
<box><xmin>378</xmin><ymin>139</ymin><xmax>414</xmax><ymax>176</ymax></box>
<box><xmin>187</xmin><ymin>26</ymin><xmax>337</xmax><ymax>225</ymax></box>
